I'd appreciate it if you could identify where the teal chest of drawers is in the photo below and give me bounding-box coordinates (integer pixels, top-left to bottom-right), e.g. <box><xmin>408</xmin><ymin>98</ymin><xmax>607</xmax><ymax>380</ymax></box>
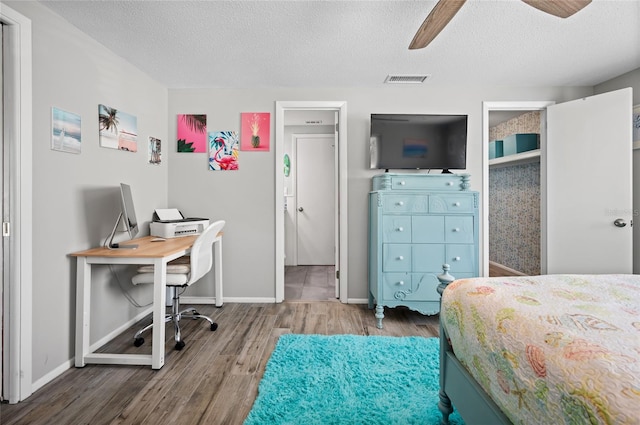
<box><xmin>368</xmin><ymin>173</ymin><xmax>479</xmax><ymax>328</ymax></box>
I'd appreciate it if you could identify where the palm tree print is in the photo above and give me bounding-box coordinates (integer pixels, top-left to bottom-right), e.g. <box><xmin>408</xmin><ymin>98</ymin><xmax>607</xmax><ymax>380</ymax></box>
<box><xmin>181</xmin><ymin>114</ymin><xmax>207</xmax><ymax>134</ymax></box>
<box><xmin>99</xmin><ymin>106</ymin><xmax>119</xmax><ymax>133</ymax></box>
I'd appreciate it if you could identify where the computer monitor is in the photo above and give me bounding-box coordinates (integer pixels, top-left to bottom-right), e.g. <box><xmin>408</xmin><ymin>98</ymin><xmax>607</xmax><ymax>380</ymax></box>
<box><xmin>106</xmin><ymin>183</ymin><xmax>139</xmax><ymax>249</ymax></box>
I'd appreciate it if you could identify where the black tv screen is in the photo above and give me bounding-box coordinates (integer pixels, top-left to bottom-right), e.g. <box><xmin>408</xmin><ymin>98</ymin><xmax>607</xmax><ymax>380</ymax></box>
<box><xmin>369</xmin><ymin>114</ymin><xmax>468</xmax><ymax>171</ymax></box>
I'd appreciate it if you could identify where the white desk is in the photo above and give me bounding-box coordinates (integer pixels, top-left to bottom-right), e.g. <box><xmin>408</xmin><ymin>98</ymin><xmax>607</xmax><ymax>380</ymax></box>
<box><xmin>70</xmin><ymin>233</ymin><xmax>223</xmax><ymax>369</ymax></box>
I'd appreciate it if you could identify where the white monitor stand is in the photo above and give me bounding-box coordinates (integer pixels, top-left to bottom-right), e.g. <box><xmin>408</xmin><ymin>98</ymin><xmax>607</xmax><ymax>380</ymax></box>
<box><xmin>106</xmin><ymin>212</ymin><xmax>139</xmax><ymax>249</ymax></box>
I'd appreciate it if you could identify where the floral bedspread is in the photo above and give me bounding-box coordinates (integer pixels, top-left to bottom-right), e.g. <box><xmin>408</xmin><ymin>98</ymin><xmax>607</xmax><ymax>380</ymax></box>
<box><xmin>441</xmin><ymin>274</ymin><xmax>640</xmax><ymax>425</ymax></box>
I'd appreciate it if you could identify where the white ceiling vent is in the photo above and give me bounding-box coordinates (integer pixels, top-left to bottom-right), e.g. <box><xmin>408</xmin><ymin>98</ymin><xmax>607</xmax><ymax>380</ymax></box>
<box><xmin>384</xmin><ymin>74</ymin><xmax>430</xmax><ymax>84</ymax></box>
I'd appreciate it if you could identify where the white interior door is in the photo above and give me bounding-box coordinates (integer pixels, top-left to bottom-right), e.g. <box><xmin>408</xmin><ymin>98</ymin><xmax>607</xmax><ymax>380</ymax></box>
<box><xmin>544</xmin><ymin>88</ymin><xmax>633</xmax><ymax>273</ymax></box>
<box><xmin>0</xmin><ymin>23</ymin><xmax>4</xmax><ymax>401</ymax></box>
<box><xmin>296</xmin><ymin>135</ymin><xmax>335</xmax><ymax>265</ymax></box>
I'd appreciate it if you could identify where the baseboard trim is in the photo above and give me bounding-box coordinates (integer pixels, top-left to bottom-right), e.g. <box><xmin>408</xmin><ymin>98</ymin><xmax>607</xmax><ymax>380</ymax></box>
<box><xmin>33</xmin><ymin>307</ymin><xmax>153</xmax><ymax>393</ymax></box>
<box><xmin>180</xmin><ymin>296</ymin><xmax>218</xmax><ymax>304</ymax></box>
<box><xmin>31</xmin><ymin>359</ymin><xmax>74</xmax><ymax>394</ymax></box>
<box><xmin>489</xmin><ymin>261</ymin><xmax>526</xmax><ymax>276</ymax></box>
<box><xmin>181</xmin><ymin>296</ymin><xmax>278</xmax><ymax>304</ymax></box>
<box><xmin>183</xmin><ymin>297</ymin><xmax>370</xmax><ymax>304</ymax></box>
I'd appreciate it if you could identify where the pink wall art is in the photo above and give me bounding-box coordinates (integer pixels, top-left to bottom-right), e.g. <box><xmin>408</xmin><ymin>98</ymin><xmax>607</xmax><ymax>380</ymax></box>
<box><xmin>177</xmin><ymin>114</ymin><xmax>207</xmax><ymax>153</ymax></box>
<box><xmin>209</xmin><ymin>131</ymin><xmax>239</xmax><ymax>171</ymax></box>
<box><xmin>241</xmin><ymin>112</ymin><xmax>270</xmax><ymax>151</ymax></box>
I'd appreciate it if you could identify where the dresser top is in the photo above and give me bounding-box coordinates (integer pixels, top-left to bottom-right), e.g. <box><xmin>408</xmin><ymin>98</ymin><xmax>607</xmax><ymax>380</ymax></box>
<box><xmin>372</xmin><ymin>173</ymin><xmax>472</xmax><ymax>192</ymax></box>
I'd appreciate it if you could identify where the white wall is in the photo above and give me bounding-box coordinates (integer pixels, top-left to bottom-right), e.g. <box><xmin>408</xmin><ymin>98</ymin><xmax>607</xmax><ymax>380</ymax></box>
<box><xmin>168</xmin><ymin>85</ymin><xmax>593</xmax><ymax>301</ymax></box>
<box><xmin>4</xmin><ymin>1</ymin><xmax>169</xmax><ymax>385</ymax></box>
<box><xmin>594</xmin><ymin>68</ymin><xmax>640</xmax><ymax>273</ymax></box>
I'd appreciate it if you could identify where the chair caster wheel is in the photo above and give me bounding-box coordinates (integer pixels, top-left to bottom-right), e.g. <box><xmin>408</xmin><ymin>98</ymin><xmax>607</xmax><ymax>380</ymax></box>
<box><xmin>134</xmin><ymin>337</ymin><xmax>144</xmax><ymax>347</ymax></box>
<box><xmin>175</xmin><ymin>340</ymin><xmax>185</xmax><ymax>350</ymax></box>
<box><xmin>211</xmin><ymin>323</ymin><xmax>218</xmax><ymax>331</ymax></box>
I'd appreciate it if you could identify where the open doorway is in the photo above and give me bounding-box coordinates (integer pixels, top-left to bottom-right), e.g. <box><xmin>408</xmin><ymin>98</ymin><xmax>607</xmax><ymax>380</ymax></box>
<box><xmin>284</xmin><ymin>131</ymin><xmax>336</xmax><ymax>301</ymax></box>
<box><xmin>275</xmin><ymin>101</ymin><xmax>348</xmax><ymax>303</ymax></box>
<box><xmin>486</xmin><ymin>109</ymin><xmax>542</xmax><ymax>277</ymax></box>
<box><xmin>482</xmin><ymin>93</ymin><xmax>633</xmax><ymax>277</ymax></box>
<box><xmin>482</xmin><ymin>102</ymin><xmax>552</xmax><ymax>277</ymax></box>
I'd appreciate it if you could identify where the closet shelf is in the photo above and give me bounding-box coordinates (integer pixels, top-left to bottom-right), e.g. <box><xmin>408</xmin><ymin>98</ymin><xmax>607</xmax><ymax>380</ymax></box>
<box><xmin>489</xmin><ymin>149</ymin><xmax>540</xmax><ymax>168</ymax></box>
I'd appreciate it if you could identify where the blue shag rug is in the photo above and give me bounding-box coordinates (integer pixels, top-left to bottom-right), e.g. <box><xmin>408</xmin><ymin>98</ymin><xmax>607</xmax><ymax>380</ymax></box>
<box><xmin>244</xmin><ymin>334</ymin><xmax>464</xmax><ymax>425</ymax></box>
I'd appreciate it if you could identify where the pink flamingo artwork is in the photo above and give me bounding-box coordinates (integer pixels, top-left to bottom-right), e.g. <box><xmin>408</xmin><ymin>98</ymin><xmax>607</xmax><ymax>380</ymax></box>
<box><xmin>209</xmin><ymin>131</ymin><xmax>239</xmax><ymax>171</ymax></box>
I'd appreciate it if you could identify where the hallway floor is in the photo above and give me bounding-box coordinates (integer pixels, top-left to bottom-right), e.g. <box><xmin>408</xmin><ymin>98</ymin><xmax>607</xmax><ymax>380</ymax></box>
<box><xmin>285</xmin><ymin>265</ymin><xmax>337</xmax><ymax>301</ymax></box>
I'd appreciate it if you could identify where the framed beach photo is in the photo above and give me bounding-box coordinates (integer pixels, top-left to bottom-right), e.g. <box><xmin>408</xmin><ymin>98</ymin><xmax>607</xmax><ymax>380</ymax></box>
<box><xmin>98</xmin><ymin>104</ymin><xmax>138</xmax><ymax>152</ymax></box>
<box><xmin>51</xmin><ymin>107</ymin><xmax>82</xmax><ymax>154</ymax></box>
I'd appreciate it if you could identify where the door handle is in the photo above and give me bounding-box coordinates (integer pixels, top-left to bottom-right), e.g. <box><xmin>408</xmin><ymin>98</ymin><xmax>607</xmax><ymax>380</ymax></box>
<box><xmin>298</xmin><ymin>207</ymin><xmax>304</xmax><ymax>212</ymax></box>
<box><xmin>613</xmin><ymin>218</ymin><xmax>627</xmax><ymax>228</ymax></box>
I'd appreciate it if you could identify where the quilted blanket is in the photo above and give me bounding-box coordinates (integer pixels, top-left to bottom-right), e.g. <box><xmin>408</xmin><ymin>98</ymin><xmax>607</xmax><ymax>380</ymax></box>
<box><xmin>441</xmin><ymin>274</ymin><xmax>640</xmax><ymax>425</ymax></box>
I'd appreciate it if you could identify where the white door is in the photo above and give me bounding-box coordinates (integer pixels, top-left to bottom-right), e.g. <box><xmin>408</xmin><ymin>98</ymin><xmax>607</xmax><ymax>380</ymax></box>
<box><xmin>544</xmin><ymin>88</ymin><xmax>633</xmax><ymax>273</ymax></box>
<box><xmin>0</xmin><ymin>23</ymin><xmax>4</xmax><ymax>401</ymax></box>
<box><xmin>296</xmin><ymin>135</ymin><xmax>335</xmax><ymax>265</ymax></box>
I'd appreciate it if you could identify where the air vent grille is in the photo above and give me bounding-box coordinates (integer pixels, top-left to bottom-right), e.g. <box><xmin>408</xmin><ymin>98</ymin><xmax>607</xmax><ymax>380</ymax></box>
<box><xmin>384</xmin><ymin>75</ymin><xmax>430</xmax><ymax>84</ymax></box>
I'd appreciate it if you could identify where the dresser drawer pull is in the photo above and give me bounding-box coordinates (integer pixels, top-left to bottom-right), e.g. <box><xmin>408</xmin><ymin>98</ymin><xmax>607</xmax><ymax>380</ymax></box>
<box><xmin>397</xmin><ymin>256</ymin><xmax>404</xmax><ymax>261</ymax></box>
<box><xmin>397</xmin><ymin>201</ymin><xmax>404</xmax><ymax>206</ymax></box>
<box><xmin>397</xmin><ymin>227</ymin><xmax>404</xmax><ymax>232</ymax></box>
<box><xmin>397</xmin><ymin>280</ymin><xmax>405</xmax><ymax>286</ymax></box>
<box><xmin>454</xmin><ymin>202</ymin><xmax>461</xmax><ymax>206</ymax></box>
<box><xmin>453</xmin><ymin>227</ymin><xmax>460</xmax><ymax>232</ymax></box>
<box><xmin>446</xmin><ymin>181</ymin><xmax>454</xmax><ymax>186</ymax></box>
<box><xmin>454</xmin><ymin>256</ymin><xmax>461</xmax><ymax>261</ymax></box>
<box><xmin>399</xmin><ymin>181</ymin><xmax>406</xmax><ymax>186</ymax></box>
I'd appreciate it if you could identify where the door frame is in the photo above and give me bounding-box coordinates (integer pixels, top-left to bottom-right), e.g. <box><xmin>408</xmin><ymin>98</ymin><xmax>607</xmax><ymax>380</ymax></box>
<box><xmin>291</xmin><ymin>133</ymin><xmax>335</xmax><ymax>266</ymax></box>
<box><xmin>481</xmin><ymin>101</ymin><xmax>554</xmax><ymax>277</ymax></box>
<box><xmin>275</xmin><ymin>101</ymin><xmax>348</xmax><ymax>303</ymax></box>
<box><xmin>1</xmin><ymin>4</ymin><xmax>33</xmax><ymax>404</ymax></box>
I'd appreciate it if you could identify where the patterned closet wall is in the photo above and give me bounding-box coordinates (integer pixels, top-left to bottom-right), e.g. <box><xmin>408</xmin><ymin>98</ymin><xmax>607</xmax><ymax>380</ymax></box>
<box><xmin>489</xmin><ymin>111</ymin><xmax>541</xmax><ymax>275</ymax></box>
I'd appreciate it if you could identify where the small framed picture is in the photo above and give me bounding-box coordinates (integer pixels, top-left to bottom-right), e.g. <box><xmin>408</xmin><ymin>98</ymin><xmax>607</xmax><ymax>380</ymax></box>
<box><xmin>149</xmin><ymin>137</ymin><xmax>161</xmax><ymax>165</ymax></box>
<box><xmin>51</xmin><ymin>107</ymin><xmax>81</xmax><ymax>154</ymax></box>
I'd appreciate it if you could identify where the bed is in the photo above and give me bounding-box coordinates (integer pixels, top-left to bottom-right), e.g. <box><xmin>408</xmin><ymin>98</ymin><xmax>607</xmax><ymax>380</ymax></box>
<box><xmin>438</xmin><ymin>274</ymin><xmax>640</xmax><ymax>425</ymax></box>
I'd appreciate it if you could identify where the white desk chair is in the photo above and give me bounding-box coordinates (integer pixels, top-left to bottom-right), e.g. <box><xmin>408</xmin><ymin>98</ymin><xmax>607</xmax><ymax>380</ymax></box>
<box><xmin>131</xmin><ymin>220</ymin><xmax>225</xmax><ymax>350</ymax></box>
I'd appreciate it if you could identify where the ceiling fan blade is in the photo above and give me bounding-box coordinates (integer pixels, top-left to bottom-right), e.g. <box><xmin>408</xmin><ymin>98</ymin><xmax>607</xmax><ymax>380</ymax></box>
<box><xmin>409</xmin><ymin>0</ymin><xmax>467</xmax><ymax>50</ymax></box>
<box><xmin>521</xmin><ymin>0</ymin><xmax>592</xmax><ymax>18</ymax></box>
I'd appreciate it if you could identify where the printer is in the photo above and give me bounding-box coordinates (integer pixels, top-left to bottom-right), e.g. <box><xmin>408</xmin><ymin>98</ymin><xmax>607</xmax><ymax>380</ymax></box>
<box><xmin>149</xmin><ymin>208</ymin><xmax>209</xmax><ymax>238</ymax></box>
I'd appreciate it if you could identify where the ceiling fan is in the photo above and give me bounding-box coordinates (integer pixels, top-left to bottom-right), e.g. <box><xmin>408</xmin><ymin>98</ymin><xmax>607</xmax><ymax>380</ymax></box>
<box><xmin>409</xmin><ymin>0</ymin><xmax>592</xmax><ymax>50</ymax></box>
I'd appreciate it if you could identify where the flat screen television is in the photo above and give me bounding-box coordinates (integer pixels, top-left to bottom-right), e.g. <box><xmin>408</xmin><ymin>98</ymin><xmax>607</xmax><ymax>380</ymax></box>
<box><xmin>106</xmin><ymin>183</ymin><xmax>139</xmax><ymax>249</ymax></box>
<box><xmin>369</xmin><ymin>114</ymin><xmax>468</xmax><ymax>172</ymax></box>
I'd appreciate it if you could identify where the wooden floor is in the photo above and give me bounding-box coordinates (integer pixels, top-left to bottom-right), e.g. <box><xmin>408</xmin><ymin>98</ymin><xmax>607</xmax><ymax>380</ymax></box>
<box><xmin>1</xmin><ymin>302</ymin><xmax>439</xmax><ymax>425</ymax></box>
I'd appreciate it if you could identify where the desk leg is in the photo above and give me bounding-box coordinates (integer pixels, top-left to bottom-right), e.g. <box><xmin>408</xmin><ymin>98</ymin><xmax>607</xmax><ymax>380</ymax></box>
<box><xmin>75</xmin><ymin>258</ymin><xmax>91</xmax><ymax>367</ymax></box>
<box><xmin>152</xmin><ymin>260</ymin><xmax>167</xmax><ymax>369</ymax></box>
<box><xmin>214</xmin><ymin>237</ymin><xmax>223</xmax><ymax>307</ymax></box>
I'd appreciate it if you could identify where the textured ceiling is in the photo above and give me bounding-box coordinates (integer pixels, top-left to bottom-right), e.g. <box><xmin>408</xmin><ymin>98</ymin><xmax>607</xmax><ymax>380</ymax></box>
<box><xmin>39</xmin><ymin>0</ymin><xmax>640</xmax><ymax>89</ymax></box>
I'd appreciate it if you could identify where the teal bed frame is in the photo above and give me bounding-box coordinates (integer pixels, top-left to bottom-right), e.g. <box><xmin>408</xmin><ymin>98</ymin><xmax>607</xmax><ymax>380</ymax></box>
<box><xmin>436</xmin><ymin>266</ymin><xmax>512</xmax><ymax>425</ymax></box>
<box><xmin>438</xmin><ymin>321</ymin><xmax>512</xmax><ymax>425</ymax></box>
